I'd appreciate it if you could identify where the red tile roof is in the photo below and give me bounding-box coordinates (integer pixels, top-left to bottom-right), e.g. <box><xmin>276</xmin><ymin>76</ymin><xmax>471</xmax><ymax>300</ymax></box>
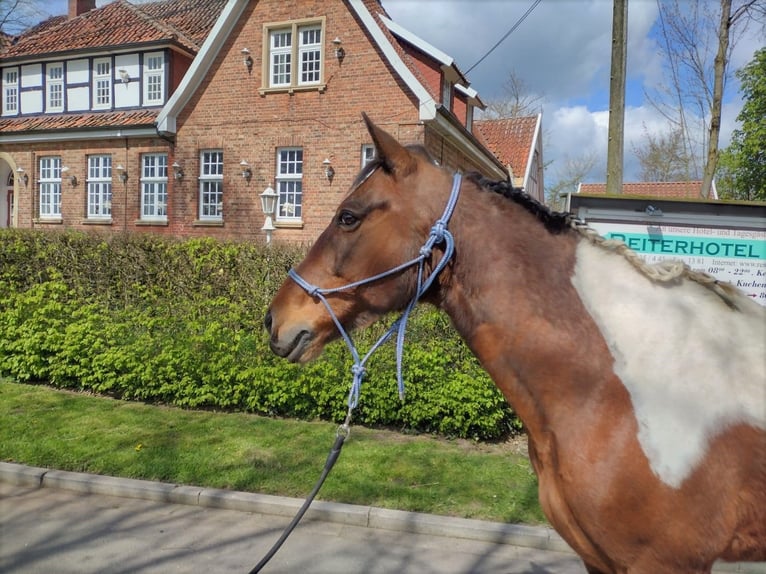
<box><xmin>0</xmin><ymin>110</ymin><xmax>160</xmax><ymax>133</ymax></box>
<box><xmin>577</xmin><ymin>181</ymin><xmax>715</xmax><ymax>200</ymax></box>
<box><xmin>1</xmin><ymin>0</ymin><xmax>225</xmax><ymax>59</ymax></box>
<box><xmin>473</xmin><ymin>116</ymin><xmax>538</xmax><ymax>181</ymax></box>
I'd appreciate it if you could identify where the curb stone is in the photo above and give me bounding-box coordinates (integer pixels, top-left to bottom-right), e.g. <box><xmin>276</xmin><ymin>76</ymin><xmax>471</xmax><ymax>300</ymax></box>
<box><xmin>1</xmin><ymin>462</ymin><xmax>763</xmax><ymax>573</ymax></box>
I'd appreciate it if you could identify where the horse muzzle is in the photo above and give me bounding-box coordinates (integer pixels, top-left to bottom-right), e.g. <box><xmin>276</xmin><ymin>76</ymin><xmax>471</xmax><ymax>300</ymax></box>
<box><xmin>263</xmin><ymin>310</ymin><xmax>316</xmax><ymax>363</ymax></box>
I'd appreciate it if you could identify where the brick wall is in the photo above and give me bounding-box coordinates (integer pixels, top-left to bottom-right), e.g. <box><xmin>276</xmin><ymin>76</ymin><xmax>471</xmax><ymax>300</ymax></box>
<box><xmin>7</xmin><ymin>0</ymin><xmax>499</xmax><ymax>244</ymax></box>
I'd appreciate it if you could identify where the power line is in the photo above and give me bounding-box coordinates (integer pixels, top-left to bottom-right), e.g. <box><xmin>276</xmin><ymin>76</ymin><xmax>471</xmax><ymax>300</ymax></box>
<box><xmin>465</xmin><ymin>0</ymin><xmax>544</xmax><ymax>75</ymax></box>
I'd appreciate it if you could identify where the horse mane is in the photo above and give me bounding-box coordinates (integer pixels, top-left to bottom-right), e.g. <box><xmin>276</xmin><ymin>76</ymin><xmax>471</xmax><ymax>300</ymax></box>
<box><xmin>467</xmin><ymin>172</ymin><xmax>573</xmax><ymax>234</ymax></box>
<box><xmin>466</xmin><ymin>172</ymin><xmax>749</xmax><ymax>311</ymax></box>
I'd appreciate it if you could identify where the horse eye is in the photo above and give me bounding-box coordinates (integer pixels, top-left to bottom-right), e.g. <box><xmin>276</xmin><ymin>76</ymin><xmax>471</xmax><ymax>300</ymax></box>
<box><xmin>337</xmin><ymin>210</ymin><xmax>360</xmax><ymax>229</ymax></box>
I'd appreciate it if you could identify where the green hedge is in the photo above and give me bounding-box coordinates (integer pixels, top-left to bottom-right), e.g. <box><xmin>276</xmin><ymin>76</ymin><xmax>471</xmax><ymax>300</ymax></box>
<box><xmin>0</xmin><ymin>229</ymin><xmax>520</xmax><ymax>439</ymax></box>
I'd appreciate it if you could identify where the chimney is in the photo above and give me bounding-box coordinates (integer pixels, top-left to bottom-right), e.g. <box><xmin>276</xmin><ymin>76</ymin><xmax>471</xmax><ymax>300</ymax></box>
<box><xmin>69</xmin><ymin>0</ymin><xmax>97</xmax><ymax>19</ymax></box>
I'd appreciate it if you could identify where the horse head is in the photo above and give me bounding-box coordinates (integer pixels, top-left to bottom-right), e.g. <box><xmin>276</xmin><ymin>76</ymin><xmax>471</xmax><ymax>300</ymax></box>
<box><xmin>265</xmin><ymin>114</ymin><xmax>452</xmax><ymax>363</ymax></box>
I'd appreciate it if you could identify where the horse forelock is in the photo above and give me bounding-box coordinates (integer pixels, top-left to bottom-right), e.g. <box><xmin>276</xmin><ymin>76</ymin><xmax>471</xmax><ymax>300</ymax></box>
<box><xmin>466</xmin><ymin>173</ymin><xmax>573</xmax><ymax>234</ymax></box>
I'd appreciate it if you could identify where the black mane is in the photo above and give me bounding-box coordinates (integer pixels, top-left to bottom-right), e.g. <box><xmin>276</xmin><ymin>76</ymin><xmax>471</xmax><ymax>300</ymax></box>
<box><xmin>466</xmin><ymin>172</ymin><xmax>573</xmax><ymax>234</ymax></box>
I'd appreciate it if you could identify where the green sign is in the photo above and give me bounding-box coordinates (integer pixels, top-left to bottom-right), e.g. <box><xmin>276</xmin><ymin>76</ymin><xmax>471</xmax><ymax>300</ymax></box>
<box><xmin>605</xmin><ymin>233</ymin><xmax>765</xmax><ymax>260</ymax></box>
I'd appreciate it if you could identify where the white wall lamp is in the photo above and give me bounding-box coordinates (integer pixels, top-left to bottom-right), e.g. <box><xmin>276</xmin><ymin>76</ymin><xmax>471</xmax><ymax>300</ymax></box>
<box><xmin>61</xmin><ymin>166</ymin><xmax>77</xmax><ymax>186</ymax></box>
<box><xmin>332</xmin><ymin>37</ymin><xmax>345</xmax><ymax>61</ymax></box>
<box><xmin>115</xmin><ymin>164</ymin><xmax>128</xmax><ymax>183</ymax></box>
<box><xmin>260</xmin><ymin>184</ymin><xmax>278</xmax><ymax>245</ymax></box>
<box><xmin>241</xmin><ymin>48</ymin><xmax>253</xmax><ymax>74</ymax></box>
<box><xmin>16</xmin><ymin>167</ymin><xmax>28</xmax><ymax>186</ymax></box>
<box><xmin>322</xmin><ymin>158</ymin><xmax>335</xmax><ymax>182</ymax></box>
<box><xmin>240</xmin><ymin>160</ymin><xmax>253</xmax><ymax>181</ymax></box>
<box><xmin>172</xmin><ymin>161</ymin><xmax>184</xmax><ymax>180</ymax></box>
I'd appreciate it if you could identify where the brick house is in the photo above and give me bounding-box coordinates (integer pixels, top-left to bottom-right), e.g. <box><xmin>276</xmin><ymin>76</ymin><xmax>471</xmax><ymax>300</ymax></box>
<box><xmin>1</xmin><ymin>0</ymin><xmax>540</xmax><ymax>242</ymax></box>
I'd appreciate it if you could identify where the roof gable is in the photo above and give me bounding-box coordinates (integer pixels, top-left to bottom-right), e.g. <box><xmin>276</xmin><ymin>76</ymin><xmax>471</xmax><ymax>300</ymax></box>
<box><xmin>474</xmin><ymin>115</ymin><xmax>540</xmax><ymax>184</ymax></box>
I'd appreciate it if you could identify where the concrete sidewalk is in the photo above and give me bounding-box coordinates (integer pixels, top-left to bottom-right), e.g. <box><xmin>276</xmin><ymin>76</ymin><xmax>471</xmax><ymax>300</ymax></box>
<box><xmin>1</xmin><ymin>462</ymin><xmax>763</xmax><ymax>573</ymax></box>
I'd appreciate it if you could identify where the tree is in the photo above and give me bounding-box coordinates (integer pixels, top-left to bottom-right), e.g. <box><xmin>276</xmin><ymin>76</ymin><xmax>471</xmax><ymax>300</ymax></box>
<box><xmin>544</xmin><ymin>153</ymin><xmax>597</xmax><ymax>211</ymax></box>
<box><xmin>632</xmin><ymin>125</ymin><xmax>694</xmax><ymax>182</ymax></box>
<box><xmin>0</xmin><ymin>0</ymin><xmax>47</xmax><ymax>35</ymax></box>
<box><xmin>479</xmin><ymin>70</ymin><xmax>544</xmax><ymax>119</ymax></box>
<box><xmin>717</xmin><ymin>47</ymin><xmax>766</xmax><ymax>201</ymax></box>
<box><xmin>645</xmin><ymin>0</ymin><xmax>764</xmax><ymax>197</ymax></box>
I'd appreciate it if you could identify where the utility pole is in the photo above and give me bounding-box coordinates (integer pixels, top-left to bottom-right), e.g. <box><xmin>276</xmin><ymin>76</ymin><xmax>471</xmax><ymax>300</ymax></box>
<box><xmin>606</xmin><ymin>0</ymin><xmax>628</xmax><ymax>195</ymax></box>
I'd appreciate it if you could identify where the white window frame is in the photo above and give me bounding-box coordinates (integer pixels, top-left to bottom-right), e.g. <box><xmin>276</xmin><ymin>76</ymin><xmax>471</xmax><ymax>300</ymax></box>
<box><xmin>140</xmin><ymin>153</ymin><xmax>168</xmax><ymax>221</ymax></box>
<box><xmin>46</xmin><ymin>63</ymin><xmax>64</xmax><ymax>112</ymax></box>
<box><xmin>361</xmin><ymin>144</ymin><xmax>376</xmax><ymax>168</ymax></box>
<box><xmin>93</xmin><ymin>57</ymin><xmax>112</xmax><ymax>109</ymax></box>
<box><xmin>269</xmin><ymin>29</ymin><xmax>292</xmax><ymax>88</ymax></box>
<box><xmin>442</xmin><ymin>79</ymin><xmax>452</xmax><ymax>112</ymax></box>
<box><xmin>87</xmin><ymin>155</ymin><xmax>112</xmax><ymax>219</ymax></box>
<box><xmin>199</xmin><ymin>150</ymin><xmax>223</xmax><ymax>221</ymax></box>
<box><xmin>2</xmin><ymin>68</ymin><xmax>19</xmax><ymax>115</ymax></box>
<box><xmin>276</xmin><ymin>147</ymin><xmax>303</xmax><ymax>222</ymax></box>
<box><xmin>263</xmin><ymin>19</ymin><xmax>325</xmax><ymax>92</ymax></box>
<box><xmin>39</xmin><ymin>157</ymin><xmax>62</xmax><ymax>219</ymax></box>
<box><xmin>298</xmin><ymin>25</ymin><xmax>322</xmax><ymax>85</ymax></box>
<box><xmin>143</xmin><ymin>52</ymin><xmax>164</xmax><ymax>105</ymax></box>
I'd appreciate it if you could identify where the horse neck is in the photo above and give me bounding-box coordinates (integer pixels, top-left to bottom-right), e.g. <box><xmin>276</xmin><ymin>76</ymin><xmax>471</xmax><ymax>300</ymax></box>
<box><xmin>436</xmin><ymin>191</ymin><xmax>612</xmax><ymax>436</ymax></box>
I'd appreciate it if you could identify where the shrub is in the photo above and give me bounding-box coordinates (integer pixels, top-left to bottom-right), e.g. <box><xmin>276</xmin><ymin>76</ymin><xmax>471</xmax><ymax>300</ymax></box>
<box><xmin>0</xmin><ymin>229</ymin><xmax>519</xmax><ymax>440</ymax></box>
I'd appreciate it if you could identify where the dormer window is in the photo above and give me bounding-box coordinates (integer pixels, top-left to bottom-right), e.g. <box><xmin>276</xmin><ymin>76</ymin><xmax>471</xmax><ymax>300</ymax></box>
<box><xmin>442</xmin><ymin>79</ymin><xmax>452</xmax><ymax>112</ymax></box>
<box><xmin>46</xmin><ymin>63</ymin><xmax>64</xmax><ymax>112</ymax></box>
<box><xmin>144</xmin><ymin>52</ymin><xmax>164</xmax><ymax>105</ymax></box>
<box><xmin>93</xmin><ymin>58</ymin><xmax>111</xmax><ymax>109</ymax></box>
<box><xmin>262</xmin><ymin>18</ymin><xmax>325</xmax><ymax>93</ymax></box>
<box><xmin>2</xmin><ymin>68</ymin><xmax>19</xmax><ymax>115</ymax></box>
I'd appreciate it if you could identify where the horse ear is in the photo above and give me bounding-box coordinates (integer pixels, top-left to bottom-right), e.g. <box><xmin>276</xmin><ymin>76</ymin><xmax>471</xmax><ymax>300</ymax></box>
<box><xmin>362</xmin><ymin>112</ymin><xmax>417</xmax><ymax>178</ymax></box>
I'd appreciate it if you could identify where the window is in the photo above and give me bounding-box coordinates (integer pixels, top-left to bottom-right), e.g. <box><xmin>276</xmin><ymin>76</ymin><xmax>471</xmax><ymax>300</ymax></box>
<box><xmin>3</xmin><ymin>68</ymin><xmax>18</xmax><ymax>115</ymax></box>
<box><xmin>276</xmin><ymin>148</ymin><xmax>303</xmax><ymax>221</ymax></box>
<box><xmin>442</xmin><ymin>79</ymin><xmax>452</xmax><ymax>112</ymax></box>
<box><xmin>265</xmin><ymin>20</ymin><xmax>324</xmax><ymax>90</ymax></box>
<box><xmin>46</xmin><ymin>63</ymin><xmax>64</xmax><ymax>112</ymax></box>
<box><xmin>144</xmin><ymin>52</ymin><xmax>164</xmax><ymax>105</ymax></box>
<box><xmin>298</xmin><ymin>26</ymin><xmax>322</xmax><ymax>84</ymax></box>
<box><xmin>141</xmin><ymin>153</ymin><xmax>168</xmax><ymax>221</ymax></box>
<box><xmin>199</xmin><ymin>150</ymin><xmax>223</xmax><ymax>220</ymax></box>
<box><xmin>93</xmin><ymin>58</ymin><xmax>111</xmax><ymax>109</ymax></box>
<box><xmin>87</xmin><ymin>155</ymin><xmax>112</xmax><ymax>219</ymax></box>
<box><xmin>39</xmin><ymin>157</ymin><xmax>62</xmax><ymax>219</ymax></box>
<box><xmin>361</xmin><ymin>144</ymin><xmax>375</xmax><ymax>168</ymax></box>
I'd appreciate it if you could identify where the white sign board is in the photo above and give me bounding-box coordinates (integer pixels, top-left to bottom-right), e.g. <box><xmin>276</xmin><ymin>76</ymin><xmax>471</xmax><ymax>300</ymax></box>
<box><xmin>588</xmin><ymin>222</ymin><xmax>766</xmax><ymax>306</ymax></box>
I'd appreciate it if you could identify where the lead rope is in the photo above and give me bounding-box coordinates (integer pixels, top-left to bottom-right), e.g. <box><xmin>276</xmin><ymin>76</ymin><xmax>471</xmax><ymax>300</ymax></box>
<box><xmin>248</xmin><ymin>173</ymin><xmax>462</xmax><ymax>573</ymax></box>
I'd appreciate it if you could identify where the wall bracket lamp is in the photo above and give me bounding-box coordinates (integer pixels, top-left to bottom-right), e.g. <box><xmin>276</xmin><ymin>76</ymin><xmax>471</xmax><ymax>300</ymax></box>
<box><xmin>332</xmin><ymin>37</ymin><xmax>345</xmax><ymax>61</ymax></box>
<box><xmin>322</xmin><ymin>158</ymin><xmax>335</xmax><ymax>182</ymax></box>
<box><xmin>61</xmin><ymin>166</ymin><xmax>77</xmax><ymax>186</ymax></box>
<box><xmin>172</xmin><ymin>161</ymin><xmax>184</xmax><ymax>180</ymax></box>
<box><xmin>241</xmin><ymin>48</ymin><xmax>253</xmax><ymax>73</ymax></box>
<box><xmin>240</xmin><ymin>160</ymin><xmax>253</xmax><ymax>181</ymax></box>
<box><xmin>16</xmin><ymin>167</ymin><xmax>29</xmax><ymax>186</ymax></box>
<box><xmin>115</xmin><ymin>164</ymin><xmax>128</xmax><ymax>183</ymax></box>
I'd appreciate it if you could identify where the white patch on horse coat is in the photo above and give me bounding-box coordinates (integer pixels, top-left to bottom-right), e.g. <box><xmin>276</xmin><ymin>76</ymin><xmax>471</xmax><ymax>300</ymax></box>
<box><xmin>571</xmin><ymin>241</ymin><xmax>766</xmax><ymax>488</ymax></box>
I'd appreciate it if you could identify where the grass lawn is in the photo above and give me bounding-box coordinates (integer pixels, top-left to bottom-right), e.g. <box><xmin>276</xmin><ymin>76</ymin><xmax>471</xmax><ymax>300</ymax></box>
<box><xmin>0</xmin><ymin>380</ymin><xmax>544</xmax><ymax>525</ymax></box>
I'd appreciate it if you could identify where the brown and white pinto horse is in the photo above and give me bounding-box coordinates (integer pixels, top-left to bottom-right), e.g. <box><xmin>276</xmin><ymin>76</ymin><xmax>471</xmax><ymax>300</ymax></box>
<box><xmin>264</xmin><ymin>115</ymin><xmax>766</xmax><ymax>573</ymax></box>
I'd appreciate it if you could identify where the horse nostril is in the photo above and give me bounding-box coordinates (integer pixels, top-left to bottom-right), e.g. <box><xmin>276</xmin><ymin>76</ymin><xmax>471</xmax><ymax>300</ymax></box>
<box><xmin>263</xmin><ymin>310</ymin><xmax>273</xmax><ymax>333</ymax></box>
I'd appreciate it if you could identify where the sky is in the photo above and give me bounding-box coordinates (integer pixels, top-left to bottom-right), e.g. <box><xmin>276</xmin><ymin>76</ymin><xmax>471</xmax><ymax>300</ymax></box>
<box><xmin>382</xmin><ymin>0</ymin><xmax>764</xmax><ymax>189</ymax></box>
<box><xmin>29</xmin><ymin>0</ymin><xmax>766</xmax><ymax>190</ymax></box>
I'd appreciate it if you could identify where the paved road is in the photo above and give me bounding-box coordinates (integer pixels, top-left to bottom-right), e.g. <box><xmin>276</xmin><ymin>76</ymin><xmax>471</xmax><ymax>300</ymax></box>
<box><xmin>2</xmin><ymin>464</ymin><xmax>763</xmax><ymax>574</ymax></box>
<box><xmin>1</xmin><ymin>482</ymin><xmax>585</xmax><ymax>574</ymax></box>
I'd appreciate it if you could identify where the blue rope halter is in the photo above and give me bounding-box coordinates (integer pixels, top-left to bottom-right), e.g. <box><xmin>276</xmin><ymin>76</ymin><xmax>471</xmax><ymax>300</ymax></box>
<box><xmin>287</xmin><ymin>172</ymin><xmax>463</xmax><ymax>414</ymax></box>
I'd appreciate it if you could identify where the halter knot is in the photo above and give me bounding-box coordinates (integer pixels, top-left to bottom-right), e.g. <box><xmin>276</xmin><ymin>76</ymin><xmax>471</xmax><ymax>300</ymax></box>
<box><xmin>419</xmin><ymin>245</ymin><xmax>433</xmax><ymax>257</ymax></box>
<box><xmin>430</xmin><ymin>220</ymin><xmax>447</xmax><ymax>243</ymax></box>
<box><xmin>351</xmin><ymin>364</ymin><xmax>366</xmax><ymax>379</ymax></box>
